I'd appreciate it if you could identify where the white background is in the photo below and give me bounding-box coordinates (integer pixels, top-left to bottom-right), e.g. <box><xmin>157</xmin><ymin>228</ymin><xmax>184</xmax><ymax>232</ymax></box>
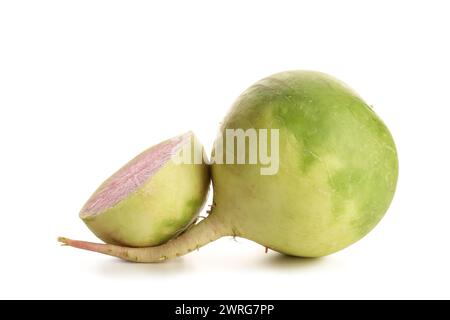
<box><xmin>1</xmin><ymin>1</ymin><xmax>449</xmax><ymax>300</ymax></box>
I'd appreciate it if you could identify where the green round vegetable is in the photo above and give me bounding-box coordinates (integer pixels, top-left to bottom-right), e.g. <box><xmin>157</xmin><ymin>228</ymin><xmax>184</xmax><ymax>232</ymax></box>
<box><xmin>59</xmin><ymin>71</ymin><xmax>398</xmax><ymax>261</ymax></box>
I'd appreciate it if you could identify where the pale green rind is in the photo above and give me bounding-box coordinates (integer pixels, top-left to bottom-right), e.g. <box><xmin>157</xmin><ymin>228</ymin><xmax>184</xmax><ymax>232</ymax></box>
<box><xmin>212</xmin><ymin>70</ymin><xmax>398</xmax><ymax>257</ymax></box>
<box><xmin>82</xmin><ymin>134</ymin><xmax>210</xmax><ymax>247</ymax></box>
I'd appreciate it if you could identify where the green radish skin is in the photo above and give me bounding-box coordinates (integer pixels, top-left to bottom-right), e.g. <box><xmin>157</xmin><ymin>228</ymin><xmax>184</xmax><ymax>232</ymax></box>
<box><xmin>59</xmin><ymin>70</ymin><xmax>398</xmax><ymax>261</ymax></box>
<box><xmin>79</xmin><ymin>132</ymin><xmax>210</xmax><ymax>248</ymax></box>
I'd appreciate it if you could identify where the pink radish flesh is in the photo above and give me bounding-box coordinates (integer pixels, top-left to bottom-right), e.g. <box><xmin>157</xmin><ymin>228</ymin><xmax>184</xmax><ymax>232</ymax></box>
<box><xmin>81</xmin><ymin>134</ymin><xmax>187</xmax><ymax>216</ymax></box>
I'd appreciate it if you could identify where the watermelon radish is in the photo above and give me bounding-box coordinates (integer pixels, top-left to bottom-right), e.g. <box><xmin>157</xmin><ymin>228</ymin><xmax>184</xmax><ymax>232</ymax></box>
<box><xmin>59</xmin><ymin>71</ymin><xmax>398</xmax><ymax>262</ymax></box>
<box><xmin>74</xmin><ymin>132</ymin><xmax>210</xmax><ymax>248</ymax></box>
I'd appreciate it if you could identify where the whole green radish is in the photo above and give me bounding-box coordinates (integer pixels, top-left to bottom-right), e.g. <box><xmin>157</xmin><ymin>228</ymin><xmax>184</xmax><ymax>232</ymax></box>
<box><xmin>59</xmin><ymin>71</ymin><xmax>398</xmax><ymax>261</ymax></box>
<box><xmin>211</xmin><ymin>71</ymin><xmax>398</xmax><ymax>257</ymax></box>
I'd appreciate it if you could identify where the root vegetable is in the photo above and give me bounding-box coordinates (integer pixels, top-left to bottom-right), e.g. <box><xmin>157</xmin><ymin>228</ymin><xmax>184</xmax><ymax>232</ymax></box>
<box><xmin>76</xmin><ymin>132</ymin><xmax>210</xmax><ymax>247</ymax></box>
<box><xmin>60</xmin><ymin>71</ymin><xmax>398</xmax><ymax>262</ymax></box>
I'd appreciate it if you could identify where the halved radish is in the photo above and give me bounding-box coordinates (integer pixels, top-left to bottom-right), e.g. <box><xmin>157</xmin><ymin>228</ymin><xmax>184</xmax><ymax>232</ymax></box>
<box><xmin>78</xmin><ymin>132</ymin><xmax>210</xmax><ymax>247</ymax></box>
